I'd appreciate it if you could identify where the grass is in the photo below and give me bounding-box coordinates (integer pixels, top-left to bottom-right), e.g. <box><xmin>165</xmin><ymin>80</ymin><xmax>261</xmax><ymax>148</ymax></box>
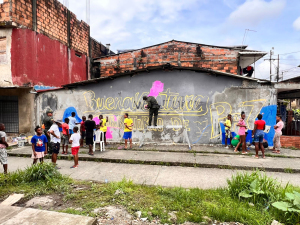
<box><xmin>1</xmin><ymin>165</ymin><xmax>300</xmax><ymax>224</ymax></box>
<box><xmin>284</xmin><ymin>168</ymin><xmax>294</xmax><ymax>173</ymax></box>
<box><xmin>0</xmin><ymin>163</ymin><xmax>72</xmax><ymax>201</ymax></box>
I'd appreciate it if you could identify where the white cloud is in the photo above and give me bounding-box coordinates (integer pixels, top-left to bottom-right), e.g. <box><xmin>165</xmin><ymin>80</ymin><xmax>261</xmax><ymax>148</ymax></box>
<box><xmin>60</xmin><ymin>0</ymin><xmax>203</xmax><ymax>51</ymax></box>
<box><xmin>293</xmin><ymin>16</ymin><xmax>300</xmax><ymax>30</ymax></box>
<box><xmin>228</xmin><ymin>0</ymin><xmax>286</xmax><ymax>26</ymax></box>
<box><xmin>223</xmin><ymin>0</ymin><xmax>240</xmax><ymax>9</ymax></box>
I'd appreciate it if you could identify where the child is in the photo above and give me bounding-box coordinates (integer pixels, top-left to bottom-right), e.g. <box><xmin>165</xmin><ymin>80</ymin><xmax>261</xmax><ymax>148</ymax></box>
<box><xmin>99</xmin><ymin>115</ymin><xmax>108</xmax><ymax>146</ymax></box>
<box><xmin>0</xmin><ymin>123</ymin><xmax>8</xmax><ymax>174</ymax></box>
<box><xmin>123</xmin><ymin>113</ymin><xmax>133</xmax><ymax>150</ymax></box>
<box><xmin>31</xmin><ymin>126</ymin><xmax>48</xmax><ymax>164</ymax></box>
<box><xmin>235</xmin><ymin>111</ymin><xmax>248</xmax><ymax>154</ymax></box>
<box><xmin>224</xmin><ymin>114</ymin><xmax>233</xmax><ymax>149</ymax></box>
<box><xmin>61</xmin><ymin>118</ymin><xmax>70</xmax><ymax>155</ymax></box>
<box><xmin>80</xmin><ymin>116</ymin><xmax>86</xmax><ymax>147</ymax></box>
<box><xmin>69</xmin><ymin>126</ymin><xmax>80</xmax><ymax>168</ymax></box>
<box><xmin>48</xmin><ymin>119</ymin><xmax>62</xmax><ymax>169</ymax></box>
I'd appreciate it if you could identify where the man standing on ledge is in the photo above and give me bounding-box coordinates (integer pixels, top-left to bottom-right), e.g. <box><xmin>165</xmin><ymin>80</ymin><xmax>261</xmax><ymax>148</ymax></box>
<box><xmin>43</xmin><ymin>109</ymin><xmax>54</xmax><ymax>154</ymax></box>
<box><xmin>143</xmin><ymin>96</ymin><xmax>160</xmax><ymax>127</ymax></box>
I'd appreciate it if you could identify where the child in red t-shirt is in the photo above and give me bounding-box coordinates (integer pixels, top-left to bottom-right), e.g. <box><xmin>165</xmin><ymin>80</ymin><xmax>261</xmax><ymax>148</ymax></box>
<box><xmin>61</xmin><ymin>118</ymin><xmax>70</xmax><ymax>155</ymax></box>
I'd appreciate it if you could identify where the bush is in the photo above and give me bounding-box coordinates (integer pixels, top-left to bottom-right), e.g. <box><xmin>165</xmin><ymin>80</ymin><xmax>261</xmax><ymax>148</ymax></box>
<box><xmin>227</xmin><ymin>170</ymin><xmax>285</xmax><ymax>205</ymax></box>
<box><xmin>227</xmin><ymin>171</ymin><xmax>300</xmax><ymax>224</ymax></box>
<box><xmin>0</xmin><ymin>163</ymin><xmax>64</xmax><ymax>186</ymax></box>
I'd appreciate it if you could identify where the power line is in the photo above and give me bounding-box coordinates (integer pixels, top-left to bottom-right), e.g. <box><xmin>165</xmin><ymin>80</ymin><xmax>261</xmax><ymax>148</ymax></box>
<box><xmin>279</xmin><ymin>50</ymin><xmax>300</xmax><ymax>55</ymax></box>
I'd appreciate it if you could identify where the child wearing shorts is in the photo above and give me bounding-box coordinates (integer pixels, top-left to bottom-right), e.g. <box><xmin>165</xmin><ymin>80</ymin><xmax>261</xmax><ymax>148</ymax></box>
<box><xmin>69</xmin><ymin>126</ymin><xmax>80</xmax><ymax>168</ymax></box>
<box><xmin>0</xmin><ymin>123</ymin><xmax>8</xmax><ymax>174</ymax></box>
<box><xmin>31</xmin><ymin>126</ymin><xmax>48</xmax><ymax>164</ymax></box>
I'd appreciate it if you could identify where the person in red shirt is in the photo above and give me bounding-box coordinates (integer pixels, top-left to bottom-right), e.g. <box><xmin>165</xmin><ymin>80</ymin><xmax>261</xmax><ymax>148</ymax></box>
<box><xmin>80</xmin><ymin>116</ymin><xmax>86</xmax><ymax>147</ymax></box>
<box><xmin>252</xmin><ymin>114</ymin><xmax>266</xmax><ymax>159</ymax></box>
<box><xmin>61</xmin><ymin>118</ymin><xmax>70</xmax><ymax>155</ymax></box>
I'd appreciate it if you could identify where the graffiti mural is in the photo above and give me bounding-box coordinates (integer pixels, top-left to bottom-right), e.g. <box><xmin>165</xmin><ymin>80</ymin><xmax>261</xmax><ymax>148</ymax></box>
<box><xmin>37</xmin><ymin>70</ymin><xmax>277</xmax><ymax>145</ymax></box>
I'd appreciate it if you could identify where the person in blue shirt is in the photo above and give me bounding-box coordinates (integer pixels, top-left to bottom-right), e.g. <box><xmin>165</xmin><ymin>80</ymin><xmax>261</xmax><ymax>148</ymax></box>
<box><xmin>31</xmin><ymin>126</ymin><xmax>48</xmax><ymax>164</ymax></box>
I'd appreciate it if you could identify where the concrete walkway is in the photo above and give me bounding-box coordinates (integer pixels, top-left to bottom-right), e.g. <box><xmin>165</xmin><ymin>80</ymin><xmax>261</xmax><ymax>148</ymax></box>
<box><xmin>7</xmin><ymin>157</ymin><xmax>300</xmax><ymax>189</ymax></box>
<box><xmin>7</xmin><ymin>146</ymin><xmax>300</xmax><ymax>173</ymax></box>
<box><xmin>0</xmin><ymin>205</ymin><xmax>96</xmax><ymax>225</ymax></box>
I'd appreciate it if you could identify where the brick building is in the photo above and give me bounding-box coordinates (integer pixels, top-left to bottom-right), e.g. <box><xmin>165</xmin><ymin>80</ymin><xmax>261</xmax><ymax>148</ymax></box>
<box><xmin>0</xmin><ymin>0</ymin><xmax>111</xmax><ymax>134</ymax></box>
<box><xmin>95</xmin><ymin>40</ymin><xmax>266</xmax><ymax>78</ymax></box>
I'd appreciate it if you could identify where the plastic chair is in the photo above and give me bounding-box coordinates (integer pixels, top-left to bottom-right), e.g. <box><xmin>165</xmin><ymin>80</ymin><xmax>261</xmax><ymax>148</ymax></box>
<box><xmin>93</xmin><ymin>130</ymin><xmax>105</xmax><ymax>152</ymax></box>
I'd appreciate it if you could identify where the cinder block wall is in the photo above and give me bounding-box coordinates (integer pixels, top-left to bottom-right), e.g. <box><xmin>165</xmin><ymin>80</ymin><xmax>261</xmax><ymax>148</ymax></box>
<box><xmin>100</xmin><ymin>41</ymin><xmax>240</xmax><ymax>77</ymax></box>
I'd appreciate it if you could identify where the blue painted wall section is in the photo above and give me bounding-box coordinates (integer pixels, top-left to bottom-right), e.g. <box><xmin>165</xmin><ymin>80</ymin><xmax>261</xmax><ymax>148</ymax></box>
<box><xmin>62</xmin><ymin>107</ymin><xmax>82</xmax><ymax>123</ymax></box>
<box><xmin>34</xmin><ymin>85</ymin><xmax>60</xmax><ymax>91</ymax></box>
<box><xmin>221</xmin><ymin>105</ymin><xmax>277</xmax><ymax>146</ymax></box>
<box><xmin>259</xmin><ymin>105</ymin><xmax>277</xmax><ymax>146</ymax></box>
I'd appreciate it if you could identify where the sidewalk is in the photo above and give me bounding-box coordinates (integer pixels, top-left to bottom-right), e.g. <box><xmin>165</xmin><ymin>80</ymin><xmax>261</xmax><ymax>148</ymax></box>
<box><xmin>7</xmin><ymin>156</ymin><xmax>300</xmax><ymax>189</ymax></box>
<box><xmin>7</xmin><ymin>145</ymin><xmax>300</xmax><ymax>173</ymax></box>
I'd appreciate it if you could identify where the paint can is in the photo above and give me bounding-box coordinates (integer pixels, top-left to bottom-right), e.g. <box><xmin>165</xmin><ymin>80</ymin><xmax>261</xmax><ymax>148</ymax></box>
<box><xmin>17</xmin><ymin>137</ymin><xmax>24</xmax><ymax>147</ymax></box>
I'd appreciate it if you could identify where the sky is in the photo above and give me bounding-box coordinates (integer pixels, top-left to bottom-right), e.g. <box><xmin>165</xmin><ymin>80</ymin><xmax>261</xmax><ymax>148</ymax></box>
<box><xmin>60</xmin><ymin>0</ymin><xmax>300</xmax><ymax>81</ymax></box>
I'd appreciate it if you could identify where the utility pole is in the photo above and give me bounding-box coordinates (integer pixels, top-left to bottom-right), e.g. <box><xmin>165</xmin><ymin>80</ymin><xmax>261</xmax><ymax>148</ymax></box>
<box><xmin>270</xmin><ymin>50</ymin><xmax>272</xmax><ymax>81</ymax></box>
<box><xmin>264</xmin><ymin>48</ymin><xmax>277</xmax><ymax>81</ymax></box>
<box><xmin>86</xmin><ymin>0</ymin><xmax>90</xmax><ymax>25</ymax></box>
<box><xmin>277</xmin><ymin>54</ymin><xmax>280</xmax><ymax>82</ymax></box>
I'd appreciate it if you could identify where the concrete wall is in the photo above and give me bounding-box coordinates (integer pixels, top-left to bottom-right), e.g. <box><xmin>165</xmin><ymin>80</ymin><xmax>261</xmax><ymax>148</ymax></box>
<box><xmin>36</xmin><ymin>70</ymin><xmax>277</xmax><ymax>145</ymax></box>
<box><xmin>10</xmin><ymin>28</ymin><xmax>87</xmax><ymax>87</ymax></box>
<box><xmin>0</xmin><ymin>28</ymin><xmax>12</xmax><ymax>87</ymax></box>
<box><xmin>0</xmin><ymin>88</ymin><xmax>34</xmax><ymax>135</ymax></box>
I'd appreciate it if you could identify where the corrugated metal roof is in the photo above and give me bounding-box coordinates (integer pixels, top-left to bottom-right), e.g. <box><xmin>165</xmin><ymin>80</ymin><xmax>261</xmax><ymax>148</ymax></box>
<box><xmin>239</xmin><ymin>51</ymin><xmax>268</xmax><ymax>55</ymax></box>
<box><xmin>61</xmin><ymin>65</ymin><xmax>270</xmax><ymax>89</ymax></box>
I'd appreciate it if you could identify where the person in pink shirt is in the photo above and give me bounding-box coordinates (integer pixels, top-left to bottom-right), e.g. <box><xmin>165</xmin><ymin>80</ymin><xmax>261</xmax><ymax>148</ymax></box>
<box><xmin>272</xmin><ymin>115</ymin><xmax>284</xmax><ymax>154</ymax></box>
<box><xmin>234</xmin><ymin>111</ymin><xmax>248</xmax><ymax>154</ymax></box>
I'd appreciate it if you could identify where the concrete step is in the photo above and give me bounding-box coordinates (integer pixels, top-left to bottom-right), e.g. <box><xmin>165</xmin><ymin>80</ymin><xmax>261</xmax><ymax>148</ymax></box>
<box><xmin>0</xmin><ymin>194</ymin><xmax>24</xmax><ymax>206</ymax></box>
<box><xmin>7</xmin><ymin>146</ymin><xmax>300</xmax><ymax>173</ymax></box>
<box><xmin>0</xmin><ymin>205</ymin><xmax>96</xmax><ymax>225</ymax></box>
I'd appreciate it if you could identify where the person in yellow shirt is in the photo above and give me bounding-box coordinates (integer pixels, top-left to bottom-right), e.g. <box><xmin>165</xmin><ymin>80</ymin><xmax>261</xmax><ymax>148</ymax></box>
<box><xmin>99</xmin><ymin>115</ymin><xmax>108</xmax><ymax>145</ymax></box>
<box><xmin>123</xmin><ymin>113</ymin><xmax>133</xmax><ymax>150</ymax></box>
<box><xmin>224</xmin><ymin>114</ymin><xmax>233</xmax><ymax>149</ymax></box>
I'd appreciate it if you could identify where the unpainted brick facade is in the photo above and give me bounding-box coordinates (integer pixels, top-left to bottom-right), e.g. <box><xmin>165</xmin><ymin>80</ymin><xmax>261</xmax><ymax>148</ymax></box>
<box><xmin>0</xmin><ymin>0</ymin><xmax>89</xmax><ymax>55</ymax></box>
<box><xmin>99</xmin><ymin>40</ymin><xmax>240</xmax><ymax>77</ymax></box>
<box><xmin>36</xmin><ymin>0</ymin><xmax>68</xmax><ymax>45</ymax></box>
<box><xmin>0</xmin><ymin>0</ymin><xmax>10</xmax><ymax>23</ymax></box>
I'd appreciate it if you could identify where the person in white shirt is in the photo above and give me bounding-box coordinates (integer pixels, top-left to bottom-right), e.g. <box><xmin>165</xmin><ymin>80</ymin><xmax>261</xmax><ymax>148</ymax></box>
<box><xmin>69</xmin><ymin>126</ymin><xmax>81</xmax><ymax>168</ymax></box>
<box><xmin>68</xmin><ymin>112</ymin><xmax>79</xmax><ymax>135</ymax></box>
<box><xmin>47</xmin><ymin>119</ymin><xmax>62</xmax><ymax>169</ymax></box>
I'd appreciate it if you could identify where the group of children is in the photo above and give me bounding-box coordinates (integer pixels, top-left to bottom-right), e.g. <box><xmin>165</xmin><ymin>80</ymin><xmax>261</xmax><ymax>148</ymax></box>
<box><xmin>223</xmin><ymin>112</ymin><xmax>284</xmax><ymax>159</ymax></box>
<box><xmin>29</xmin><ymin>112</ymin><xmax>134</xmax><ymax>170</ymax></box>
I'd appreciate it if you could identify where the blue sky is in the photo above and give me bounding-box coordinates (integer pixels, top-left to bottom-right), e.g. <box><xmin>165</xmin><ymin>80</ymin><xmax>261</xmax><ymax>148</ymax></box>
<box><xmin>60</xmin><ymin>0</ymin><xmax>300</xmax><ymax>80</ymax></box>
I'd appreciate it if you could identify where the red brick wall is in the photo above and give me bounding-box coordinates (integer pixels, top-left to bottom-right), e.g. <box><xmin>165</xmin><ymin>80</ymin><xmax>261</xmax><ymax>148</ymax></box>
<box><xmin>36</xmin><ymin>0</ymin><xmax>68</xmax><ymax>45</ymax></box>
<box><xmin>0</xmin><ymin>0</ymin><xmax>90</xmax><ymax>55</ymax></box>
<box><xmin>99</xmin><ymin>40</ymin><xmax>239</xmax><ymax>77</ymax></box>
<box><xmin>11</xmin><ymin>0</ymin><xmax>33</xmax><ymax>28</ymax></box>
<box><xmin>0</xmin><ymin>0</ymin><xmax>11</xmax><ymax>23</ymax></box>
<box><xmin>91</xmin><ymin>37</ymin><xmax>103</xmax><ymax>59</ymax></box>
<box><xmin>280</xmin><ymin>136</ymin><xmax>300</xmax><ymax>149</ymax></box>
<box><xmin>69</xmin><ymin>11</ymin><xmax>89</xmax><ymax>56</ymax></box>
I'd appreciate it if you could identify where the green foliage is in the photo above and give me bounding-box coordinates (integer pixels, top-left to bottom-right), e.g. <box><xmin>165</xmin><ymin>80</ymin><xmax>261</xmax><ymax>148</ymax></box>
<box><xmin>0</xmin><ymin>163</ymin><xmax>71</xmax><ymax>198</ymax></box>
<box><xmin>227</xmin><ymin>170</ymin><xmax>284</xmax><ymax>205</ymax></box>
<box><xmin>272</xmin><ymin>191</ymin><xmax>300</xmax><ymax>223</ymax></box>
<box><xmin>227</xmin><ymin>171</ymin><xmax>300</xmax><ymax>224</ymax></box>
<box><xmin>0</xmin><ymin>163</ymin><xmax>63</xmax><ymax>186</ymax></box>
